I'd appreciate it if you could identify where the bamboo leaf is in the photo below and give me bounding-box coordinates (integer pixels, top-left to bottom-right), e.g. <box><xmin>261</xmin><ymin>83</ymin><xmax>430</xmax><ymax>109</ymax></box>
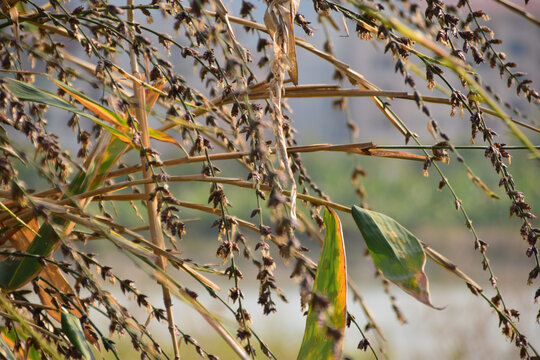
<box><xmin>51</xmin><ymin>78</ymin><xmax>125</xmax><ymax>127</ymax></box>
<box><xmin>4</xmin><ymin>217</ymin><xmax>82</xmax><ymax>321</ymax></box>
<box><xmin>91</xmin><ymin>138</ymin><xmax>129</xmax><ymax>190</ymax></box>
<box><xmin>298</xmin><ymin>207</ymin><xmax>347</xmax><ymax>360</ymax></box>
<box><xmin>53</xmin><ymin>78</ymin><xmax>182</xmax><ymax>148</ymax></box>
<box><xmin>147</xmin><ymin>127</ymin><xmax>182</xmax><ymax>147</ymax></box>
<box><xmin>5</xmin><ymin>78</ymin><xmax>78</xmax><ymax>111</ymax></box>
<box><xmin>0</xmin><ymin>223</ymin><xmax>60</xmax><ymax>291</ymax></box>
<box><xmin>351</xmin><ymin>205</ymin><xmax>440</xmax><ymax>309</ymax></box>
<box><xmin>4</xmin><ymin>78</ymin><xmax>134</xmax><ymax>145</ymax></box>
<box><xmin>61</xmin><ymin>312</ymin><xmax>96</xmax><ymax>360</ymax></box>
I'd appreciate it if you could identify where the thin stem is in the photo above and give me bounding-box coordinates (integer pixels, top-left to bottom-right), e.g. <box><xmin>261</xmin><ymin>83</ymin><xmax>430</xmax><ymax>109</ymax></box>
<box><xmin>492</xmin><ymin>0</ymin><xmax>540</xmax><ymax>27</ymax></box>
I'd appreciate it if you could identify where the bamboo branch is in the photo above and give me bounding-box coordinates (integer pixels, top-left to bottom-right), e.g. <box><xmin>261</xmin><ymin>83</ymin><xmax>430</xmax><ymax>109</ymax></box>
<box><xmin>492</xmin><ymin>0</ymin><xmax>540</xmax><ymax>27</ymax></box>
<box><xmin>105</xmin><ymin>142</ymin><xmax>425</xmax><ymax>179</ymax></box>
<box><xmin>95</xmin><ymin>193</ymin><xmax>485</xmax><ymax>297</ymax></box>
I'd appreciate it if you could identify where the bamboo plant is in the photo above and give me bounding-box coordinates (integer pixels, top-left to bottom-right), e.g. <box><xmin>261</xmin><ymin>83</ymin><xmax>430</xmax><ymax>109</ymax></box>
<box><xmin>0</xmin><ymin>0</ymin><xmax>538</xmax><ymax>358</ymax></box>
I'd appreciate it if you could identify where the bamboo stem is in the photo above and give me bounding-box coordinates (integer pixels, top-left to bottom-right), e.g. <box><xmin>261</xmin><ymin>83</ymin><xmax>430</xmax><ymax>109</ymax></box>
<box><xmin>127</xmin><ymin>0</ymin><xmax>179</xmax><ymax>357</ymax></box>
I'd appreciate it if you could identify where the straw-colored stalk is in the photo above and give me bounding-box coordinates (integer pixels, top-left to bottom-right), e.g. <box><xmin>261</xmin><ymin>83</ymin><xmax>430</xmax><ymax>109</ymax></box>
<box><xmin>127</xmin><ymin>1</ymin><xmax>180</xmax><ymax>358</ymax></box>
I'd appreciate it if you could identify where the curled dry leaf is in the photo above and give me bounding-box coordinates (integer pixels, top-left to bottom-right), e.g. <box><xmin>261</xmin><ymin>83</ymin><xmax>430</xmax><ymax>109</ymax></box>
<box><xmin>264</xmin><ymin>0</ymin><xmax>300</xmax><ymax>85</ymax></box>
<box><xmin>264</xmin><ymin>0</ymin><xmax>300</xmax><ymax>222</ymax></box>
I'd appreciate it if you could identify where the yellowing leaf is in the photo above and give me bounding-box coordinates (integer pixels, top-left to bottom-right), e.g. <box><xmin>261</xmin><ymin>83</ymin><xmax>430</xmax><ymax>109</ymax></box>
<box><xmin>143</xmin><ymin>78</ymin><xmax>166</xmax><ymax>114</ymax></box>
<box><xmin>298</xmin><ymin>207</ymin><xmax>347</xmax><ymax>359</ymax></box>
<box><xmin>148</xmin><ymin>127</ymin><xmax>181</xmax><ymax>147</ymax></box>
<box><xmin>352</xmin><ymin>205</ymin><xmax>441</xmax><ymax>309</ymax></box>
<box><xmin>264</xmin><ymin>0</ymin><xmax>299</xmax><ymax>84</ymax></box>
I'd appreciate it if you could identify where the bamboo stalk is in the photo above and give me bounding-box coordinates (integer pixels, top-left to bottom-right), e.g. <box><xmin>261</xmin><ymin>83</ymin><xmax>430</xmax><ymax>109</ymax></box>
<box><xmin>126</xmin><ymin>1</ymin><xmax>179</xmax><ymax>358</ymax></box>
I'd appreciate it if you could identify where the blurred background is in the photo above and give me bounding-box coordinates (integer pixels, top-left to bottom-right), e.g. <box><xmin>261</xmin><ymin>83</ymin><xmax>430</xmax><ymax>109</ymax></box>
<box><xmin>9</xmin><ymin>0</ymin><xmax>540</xmax><ymax>358</ymax></box>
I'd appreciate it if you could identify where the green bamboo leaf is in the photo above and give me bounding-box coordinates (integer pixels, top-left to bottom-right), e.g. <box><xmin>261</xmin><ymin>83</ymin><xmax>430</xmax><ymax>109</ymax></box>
<box><xmin>0</xmin><ymin>223</ymin><xmax>60</xmax><ymax>291</ymax></box>
<box><xmin>61</xmin><ymin>312</ymin><xmax>96</xmax><ymax>360</ymax></box>
<box><xmin>351</xmin><ymin>205</ymin><xmax>440</xmax><ymax>308</ymax></box>
<box><xmin>298</xmin><ymin>207</ymin><xmax>347</xmax><ymax>360</ymax></box>
<box><xmin>4</xmin><ymin>78</ymin><xmax>78</xmax><ymax>111</ymax></box>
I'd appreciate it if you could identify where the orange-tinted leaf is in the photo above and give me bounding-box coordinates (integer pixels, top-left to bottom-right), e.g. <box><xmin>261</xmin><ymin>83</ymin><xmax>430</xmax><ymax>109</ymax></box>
<box><xmin>143</xmin><ymin>78</ymin><xmax>166</xmax><ymax>114</ymax></box>
<box><xmin>54</xmin><ymin>78</ymin><xmax>181</xmax><ymax>148</ymax></box>
<box><xmin>148</xmin><ymin>127</ymin><xmax>181</xmax><ymax>147</ymax></box>
<box><xmin>5</xmin><ymin>219</ymin><xmax>84</xmax><ymax>322</ymax></box>
<box><xmin>0</xmin><ymin>202</ymin><xmax>39</xmax><ymax>237</ymax></box>
<box><xmin>1</xmin><ymin>328</ymin><xmax>41</xmax><ymax>360</ymax></box>
<box><xmin>0</xmin><ymin>331</ymin><xmax>17</xmax><ymax>360</ymax></box>
<box><xmin>52</xmin><ymin>78</ymin><xmax>125</xmax><ymax>127</ymax></box>
<box><xmin>298</xmin><ymin>207</ymin><xmax>347</xmax><ymax>359</ymax></box>
<box><xmin>0</xmin><ymin>223</ymin><xmax>60</xmax><ymax>291</ymax></box>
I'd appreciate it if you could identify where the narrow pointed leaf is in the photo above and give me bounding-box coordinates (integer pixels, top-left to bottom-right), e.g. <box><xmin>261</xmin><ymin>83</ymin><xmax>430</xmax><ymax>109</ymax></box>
<box><xmin>147</xmin><ymin>127</ymin><xmax>182</xmax><ymax>148</ymax></box>
<box><xmin>61</xmin><ymin>312</ymin><xmax>96</xmax><ymax>360</ymax></box>
<box><xmin>352</xmin><ymin>205</ymin><xmax>440</xmax><ymax>308</ymax></box>
<box><xmin>4</xmin><ymin>78</ymin><xmax>134</xmax><ymax>145</ymax></box>
<box><xmin>52</xmin><ymin>78</ymin><xmax>125</xmax><ymax>127</ymax></box>
<box><xmin>54</xmin><ymin>78</ymin><xmax>182</xmax><ymax>148</ymax></box>
<box><xmin>298</xmin><ymin>207</ymin><xmax>347</xmax><ymax>360</ymax></box>
<box><xmin>5</xmin><ymin>78</ymin><xmax>80</xmax><ymax>111</ymax></box>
